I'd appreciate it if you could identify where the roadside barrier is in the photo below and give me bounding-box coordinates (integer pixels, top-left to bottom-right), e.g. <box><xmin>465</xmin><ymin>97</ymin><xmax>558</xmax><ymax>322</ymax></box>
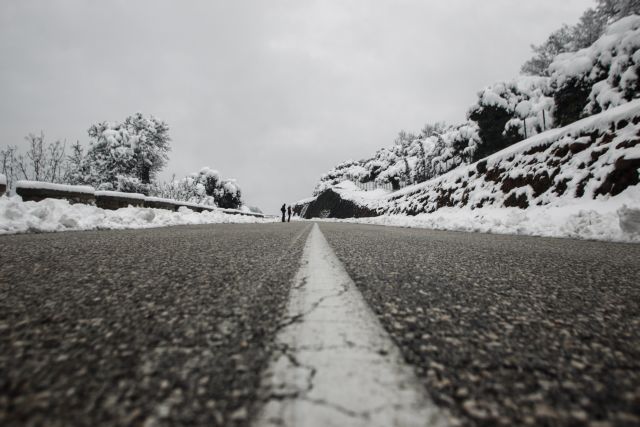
<box><xmin>16</xmin><ymin>181</ymin><xmax>95</xmax><ymax>205</ymax></box>
<box><xmin>95</xmin><ymin>191</ymin><xmax>145</xmax><ymax>210</ymax></box>
<box><xmin>12</xmin><ymin>181</ymin><xmax>265</xmax><ymax>218</ymax></box>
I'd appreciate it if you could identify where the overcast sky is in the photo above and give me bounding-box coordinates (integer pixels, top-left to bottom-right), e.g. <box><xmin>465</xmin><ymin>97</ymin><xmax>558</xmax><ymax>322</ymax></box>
<box><xmin>0</xmin><ymin>0</ymin><xmax>593</xmax><ymax>213</ymax></box>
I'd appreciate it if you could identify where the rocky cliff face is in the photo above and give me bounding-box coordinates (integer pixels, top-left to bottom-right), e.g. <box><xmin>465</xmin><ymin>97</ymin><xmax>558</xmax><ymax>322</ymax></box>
<box><xmin>293</xmin><ymin>188</ymin><xmax>378</xmax><ymax>219</ymax></box>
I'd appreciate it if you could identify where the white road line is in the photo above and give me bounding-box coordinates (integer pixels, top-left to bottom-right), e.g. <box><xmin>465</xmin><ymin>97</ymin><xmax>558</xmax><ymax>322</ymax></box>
<box><xmin>254</xmin><ymin>223</ymin><xmax>451</xmax><ymax>427</ymax></box>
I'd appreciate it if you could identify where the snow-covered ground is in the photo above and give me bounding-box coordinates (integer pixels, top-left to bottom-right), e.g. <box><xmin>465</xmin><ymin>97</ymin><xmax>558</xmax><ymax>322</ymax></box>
<box><xmin>0</xmin><ymin>196</ymin><xmax>275</xmax><ymax>235</ymax></box>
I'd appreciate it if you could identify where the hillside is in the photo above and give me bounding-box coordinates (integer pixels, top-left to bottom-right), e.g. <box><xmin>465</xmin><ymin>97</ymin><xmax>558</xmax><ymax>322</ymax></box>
<box><xmin>295</xmin><ymin>15</ymin><xmax>640</xmax><ymax>241</ymax></box>
<box><xmin>312</xmin><ymin>15</ymin><xmax>640</xmax><ymax>199</ymax></box>
<box><xmin>295</xmin><ymin>100</ymin><xmax>640</xmax><ymax>241</ymax></box>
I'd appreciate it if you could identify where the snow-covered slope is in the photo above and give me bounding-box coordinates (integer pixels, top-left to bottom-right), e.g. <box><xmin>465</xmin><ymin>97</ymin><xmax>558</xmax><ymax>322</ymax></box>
<box><xmin>299</xmin><ymin>101</ymin><xmax>640</xmax><ymax>241</ymax></box>
<box><xmin>313</xmin><ymin>16</ymin><xmax>640</xmax><ymax>199</ymax></box>
<box><xmin>383</xmin><ymin>100</ymin><xmax>640</xmax><ymax>214</ymax></box>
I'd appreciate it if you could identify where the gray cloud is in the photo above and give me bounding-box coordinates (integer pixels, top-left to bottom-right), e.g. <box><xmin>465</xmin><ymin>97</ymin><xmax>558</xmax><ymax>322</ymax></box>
<box><xmin>0</xmin><ymin>0</ymin><xmax>593</xmax><ymax>212</ymax></box>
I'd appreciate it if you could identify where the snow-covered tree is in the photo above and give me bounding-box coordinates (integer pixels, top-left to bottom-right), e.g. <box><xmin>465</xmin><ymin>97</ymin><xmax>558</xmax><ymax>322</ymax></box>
<box><xmin>123</xmin><ymin>113</ymin><xmax>171</xmax><ymax>183</ymax></box>
<box><xmin>215</xmin><ymin>178</ymin><xmax>242</xmax><ymax>209</ymax></box>
<box><xmin>86</xmin><ymin>122</ymin><xmax>137</xmax><ymax>187</ymax></box>
<box><xmin>64</xmin><ymin>142</ymin><xmax>91</xmax><ymax>185</ymax></box>
<box><xmin>550</xmin><ymin>15</ymin><xmax>640</xmax><ymax>123</ymax></box>
<box><xmin>521</xmin><ymin>0</ymin><xmax>639</xmax><ymax>77</ymax></box>
<box><xmin>313</xmin><ymin>121</ymin><xmax>480</xmax><ymax>193</ymax></box>
<box><xmin>85</xmin><ymin>113</ymin><xmax>171</xmax><ymax>189</ymax></box>
<box><xmin>597</xmin><ymin>0</ymin><xmax>640</xmax><ymax>23</ymax></box>
<box><xmin>521</xmin><ymin>25</ymin><xmax>577</xmax><ymax>76</ymax></box>
<box><xmin>151</xmin><ymin>167</ymin><xmax>243</xmax><ymax>209</ymax></box>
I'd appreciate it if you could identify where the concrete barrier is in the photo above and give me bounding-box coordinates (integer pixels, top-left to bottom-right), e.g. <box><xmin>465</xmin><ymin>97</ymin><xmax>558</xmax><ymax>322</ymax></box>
<box><xmin>95</xmin><ymin>191</ymin><xmax>145</xmax><ymax>210</ymax></box>
<box><xmin>16</xmin><ymin>181</ymin><xmax>95</xmax><ymax>204</ymax></box>
<box><xmin>11</xmin><ymin>180</ymin><xmax>265</xmax><ymax>218</ymax></box>
<box><xmin>221</xmin><ymin>208</ymin><xmax>265</xmax><ymax>218</ymax></box>
<box><xmin>144</xmin><ymin>197</ymin><xmax>180</xmax><ymax>211</ymax></box>
<box><xmin>143</xmin><ymin>197</ymin><xmax>218</xmax><ymax>213</ymax></box>
<box><xmin>173</xmin><ymin>201</ymin><xmax>216</xmax><ymax>213</ymax></box>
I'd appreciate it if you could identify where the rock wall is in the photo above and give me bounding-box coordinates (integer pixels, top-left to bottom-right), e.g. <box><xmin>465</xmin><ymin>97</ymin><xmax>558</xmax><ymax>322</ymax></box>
<box><xmin>297</xmin><ymin>189</ymin><xmax>378</xmax><ymax>219</ymax></box>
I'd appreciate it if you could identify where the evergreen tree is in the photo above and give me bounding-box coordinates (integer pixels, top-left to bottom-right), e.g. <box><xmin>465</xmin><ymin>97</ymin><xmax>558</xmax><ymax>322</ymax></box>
<box><xmin>86</xmin><ymin>122</ymin><xmax>137</xmax><ymax>188</ymax></box>
<box><xmin>123</xmin><ymin>113</ymin><xmax>171</xmax><ymax>183</ymax></box>
<box><xmin>597</xmin><ymin>0</ymin><xmax>640</xmax><ymax>22</ymax></box>
<box><xmin>521</xmin><ymin>25</ymin><xmax>576</xmax><ymax>76</ymax></box>
<box><xmin>85</xmin><ymin>113</ymin><xmax>171</xmax><ymax>188</ymax></box>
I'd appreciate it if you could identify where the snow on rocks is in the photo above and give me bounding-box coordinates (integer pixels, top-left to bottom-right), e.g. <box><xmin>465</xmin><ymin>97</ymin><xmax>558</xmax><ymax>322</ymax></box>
<box><xmin>0</xmin><ymin>196</ymin><xmax>274</xmax><ymax>235</ymax></box>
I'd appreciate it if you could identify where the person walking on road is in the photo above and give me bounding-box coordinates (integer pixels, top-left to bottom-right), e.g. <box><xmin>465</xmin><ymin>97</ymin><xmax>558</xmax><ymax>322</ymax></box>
<box><xmin>287</xmin><ymin>205</ymin><xmax>292</xmax><ymax>222</ymax></box>
<box><xmin>281</xmin><ymin>204</ymin><xmax>286</xmax><ymax>223</ymax></box>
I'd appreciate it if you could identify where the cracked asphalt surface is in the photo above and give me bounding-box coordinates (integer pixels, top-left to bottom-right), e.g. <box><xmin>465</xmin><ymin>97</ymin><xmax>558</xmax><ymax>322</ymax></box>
<box><xmin>1</xmin><ymin>221</ymin><xmax>640</xmax><ymax>426</ymax></box>
<box><xmin>320</xmin><ymin>222</ymin><xmax>640</xmax><ymax>426</ymax></box>
<box><xmin>0</xmin><ymin>222</ymin><xmax>311</xmax><ymax>426</ymax></box>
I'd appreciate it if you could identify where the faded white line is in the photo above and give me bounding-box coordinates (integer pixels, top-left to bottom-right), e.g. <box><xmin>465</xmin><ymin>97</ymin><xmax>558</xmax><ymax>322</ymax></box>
<box><xmin>254</xmin><ymin>223</ymin><xmax>451</xmax><ymax>427</ymax></box>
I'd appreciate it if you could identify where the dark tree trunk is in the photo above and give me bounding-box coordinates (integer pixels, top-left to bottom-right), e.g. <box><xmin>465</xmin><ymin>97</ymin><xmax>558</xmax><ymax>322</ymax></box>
<box><xmin>140</xmin><ymin>164</ymin><xmax>151</xmax><ymax>184</ymax></box>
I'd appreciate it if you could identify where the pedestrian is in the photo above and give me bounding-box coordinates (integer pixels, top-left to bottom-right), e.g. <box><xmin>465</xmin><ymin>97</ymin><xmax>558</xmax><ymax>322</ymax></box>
<box><xmin>287</xmin><ymin>205</ymin><xmax>292</xmax><ymax>222</ymax></box>
<box><xmin>281</xmin><ymin>203</ymin><xmax>286</xmax><ymax>223</ymax></box>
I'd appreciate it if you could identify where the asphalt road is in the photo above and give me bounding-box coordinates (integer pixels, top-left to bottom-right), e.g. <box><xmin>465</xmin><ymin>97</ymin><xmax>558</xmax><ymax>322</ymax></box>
<box><xmin>1</xmin><ymin>221</ymin><xmax>640</xmax><ymax>426</ymax></box>
<box><xmin>320</xmin><ymin>223</ymin><xmax>640</xmax><ymax>426</ymax></box>
<box><xmin>0</xmin><ymin>222</ymin><xmax>312</xmax><ymax>426</ymax></box>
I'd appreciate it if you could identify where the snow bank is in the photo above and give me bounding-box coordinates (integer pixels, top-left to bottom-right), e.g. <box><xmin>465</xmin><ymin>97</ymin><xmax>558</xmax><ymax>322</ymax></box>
<box><xmin>0</xmin><ymin>174</ymin><xmax>6</xmax><ymax>186</ymax></box>
<box><xmin>323</xmin><ymin>186</ymin><xmax>640</xmax><ymax>243</ymax></box>
<box><xmin>0</xmin><ymin>197</ymin><xmax>275</xmax><ymax>235</ymax></box>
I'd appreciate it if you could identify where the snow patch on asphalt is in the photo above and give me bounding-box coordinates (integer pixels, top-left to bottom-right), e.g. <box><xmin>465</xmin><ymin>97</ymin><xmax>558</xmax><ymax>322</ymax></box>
<box><xmin>0</xmin><ymin>196</ymin><xmax>274</xmax><ymax>234</ymax></box>
<box><xmin>254</xmin><ymin>223</ymin><xmax>450</xmax><ymax>427</ymax></box>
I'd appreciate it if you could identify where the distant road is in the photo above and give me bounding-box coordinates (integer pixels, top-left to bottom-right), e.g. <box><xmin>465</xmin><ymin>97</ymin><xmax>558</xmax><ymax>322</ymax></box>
<box><xmin>1</xmin><ymin>222</ymin><xmax>639</xmax><ymax>426</ymax></box>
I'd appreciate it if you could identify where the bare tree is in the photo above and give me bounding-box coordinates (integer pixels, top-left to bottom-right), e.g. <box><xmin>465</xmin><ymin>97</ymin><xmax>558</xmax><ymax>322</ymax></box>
<box><xmin>0</xmin><ymin>145</ymin><xmax>18</xmax><ymax>189</ymax></box>
<box><xmin>16</xmin><ymin>132</ymin><xmax>67</xmax><ymax>183</ymax></box>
